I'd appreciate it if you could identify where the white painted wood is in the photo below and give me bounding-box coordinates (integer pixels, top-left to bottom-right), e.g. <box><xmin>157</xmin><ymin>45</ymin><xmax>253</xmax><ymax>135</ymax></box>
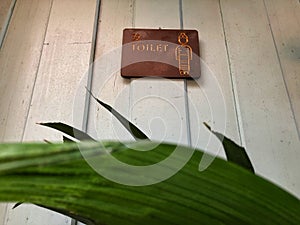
<box><xmin>3</xmin><ymin>0</ymin><xmax>97</xmax><ymax>224</ymax></box>
<box><xmin>87</xmin><ymin>0</ymin><xmax>135</xmax><ymax>141</ymax></box>
<box><xmin>0</xmin><ymin>0</ymin><xmax>14</xmax><ymax>221</ymax></box>
<box><xmin>0</xmin><ymin>0</ymin><xmax>12</xmax><ymax>30</ymax></box>
<box><xmin>182</xmin><ymin>0</ymin><xmax>240</xmax><ymax>166</ymax></box>
<box><xmin>1</xmin><ymin>0</ymin><xmax>299</xmax><ymax>224</ymax></box>
<box><xmin>264</xmin><ymin>0</ymin><xmax>300</xmax><ymax>138</ymax></box>
<box><xmin>0</xmin><ymin>0</ymin><xmax>14</xmax><ymax>47</ymax></box>
<box><xmin>131</xmin><ymin>0</ymin><xmax>188</xmax><ymax>145</ymax></box>
<box><xmin>23</xmin><ymin>0</ymin><xmax>96</xmax><ymax>142</ymax></box>
<box><xmin>4</xmin><ymin>204</ymin><xmax>71</xmax><ymax>225</ymax></box>
<box><xmin>89</xmin><ymin>0</ymin><xmax>189</xmax><ymax>146</ymax></box>
<box><xmin>220</xmin><ymin>0</ymin><xmax>300</xmax><ymax>197</ymax></box>
<box><xmin>0</xmin><ymin>204</ymin><xmax>7</xmax><ymax>225</ymax></box>
<box><xmin>87</xmin><ymin>0</ymin><xmax>189</xmax><ymax>189</ymax></box>
<box><xmin>0</xmin><ymin>0</ymin><xmax>52</xmax><ymax>140</ymax></box>
<box><xmin>0</xmin><ymin>0</ymin><xmax>52</xmax><ymax>223</ymax></box>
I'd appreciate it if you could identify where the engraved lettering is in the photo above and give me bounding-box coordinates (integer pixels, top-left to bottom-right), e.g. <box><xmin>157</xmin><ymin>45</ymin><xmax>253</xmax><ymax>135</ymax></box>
<box><xmin>137</xmin><ymin>44</ymin><xmax>145</xmax><ymax>51</ymax></box>
<box><xmin>150</xmin><ymin>44</ymin><xmax>156</xmax><ymax>52</ymax></box>
<box><xmin>163</xmin><ymin>44</ymin><xmax>168</xmax><ymax>52</ymax></box>
<box><xmin>156</xmin><ymin>44</ymin><xmax>162</xmax><ymax>52</ymax></box>
<box><xmin>131</xmin><ymin>43</ymin><xmax>169</xmax><ymax>53</ymax></box>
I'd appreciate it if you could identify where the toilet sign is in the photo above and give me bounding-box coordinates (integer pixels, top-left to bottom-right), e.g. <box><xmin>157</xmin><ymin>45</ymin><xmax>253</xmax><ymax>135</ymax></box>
<box><xmin>121</xmin><ymin>28</ymin><xmax>200</xmax><ymax>79</ymax></box>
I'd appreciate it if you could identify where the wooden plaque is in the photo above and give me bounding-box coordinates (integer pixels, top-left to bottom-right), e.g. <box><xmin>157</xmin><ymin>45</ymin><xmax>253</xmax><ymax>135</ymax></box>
<box><xmin>121</xmin><ymin>28</ymin><xmax>200</xmax><ymax>79</ymax></box>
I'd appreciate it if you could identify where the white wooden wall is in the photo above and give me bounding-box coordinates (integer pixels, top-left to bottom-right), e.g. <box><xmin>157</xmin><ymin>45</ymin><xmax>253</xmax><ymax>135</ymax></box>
<box><xmin>0</xmin><ymin>0</ymin><xmax>299</xmax><ymax>224</ymax></box>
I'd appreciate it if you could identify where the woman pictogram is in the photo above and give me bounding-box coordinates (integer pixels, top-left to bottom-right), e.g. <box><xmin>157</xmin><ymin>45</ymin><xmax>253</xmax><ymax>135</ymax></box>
<box><xmin>176</xmin><ymin>32</ymin><xmax>192</xmax><ymax>76</ymax></box>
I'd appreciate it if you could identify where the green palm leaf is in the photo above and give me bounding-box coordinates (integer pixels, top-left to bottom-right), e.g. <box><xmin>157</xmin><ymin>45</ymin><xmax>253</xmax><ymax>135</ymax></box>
<box><xmin>204</xmin><ymin>122</ymin><xmax>254</xmax><ymax>173</ymax></box>
<box><xmin>0</xmin><ymin>142</ymin><xmax>299</xmax><ymax>225</ymax></box>
<box><xmin>38</xmin><ymin>122</ymin><xmax>95</xmax><ymax>141</ymax></box>
<box><xmin>86</xmin><ymin>89</ymin><xmax>149</xmax><ymax>140</ymax></box>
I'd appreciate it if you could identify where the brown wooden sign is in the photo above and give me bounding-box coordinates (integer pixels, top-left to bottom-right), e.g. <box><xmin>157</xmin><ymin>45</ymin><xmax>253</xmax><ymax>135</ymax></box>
<box><xmin>121</xmin><ymin>28</ymin><xmax>200</xmax><ymax>79</ymax></box>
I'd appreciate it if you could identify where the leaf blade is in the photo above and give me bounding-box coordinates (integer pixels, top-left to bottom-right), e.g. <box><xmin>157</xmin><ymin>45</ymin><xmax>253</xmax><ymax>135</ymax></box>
<box><xmin>204</xmin><ymin>122</ymin><xmax>255</xmax><ymax>173</ymax></box>
<box><xmin>0</xmin><ymin>142</ymin><xmax>299</xmax><ymax>225</ymax></box>
<box><xmin>38</xmin><ymin>122</ymin><xmax>95</xmax><ymax>141</ymax></box>
<box><xmin>86</xmin><ymin>89</ymin><xmax>149</xmax><ymax>140</ymax></box>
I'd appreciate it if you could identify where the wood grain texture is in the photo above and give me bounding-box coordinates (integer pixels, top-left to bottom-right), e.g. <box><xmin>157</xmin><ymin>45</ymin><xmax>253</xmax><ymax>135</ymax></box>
<box><xmin>1</xmin><ymin>0</ymin><xmax>300</xmax><ymax>224</ymax></box>
<box><xmin>0</xmin><ymin>0</ymin><xmax>13</xmax><ymax>46</ymax></box>
<box><xmin>23</xmin><ymin>0</ymin><xmax>96</xmax><ymax>142</ymax></box>
<box><xmin>0</xmin><ymin>0</ymin><xmax>52</xmax><ymax>141</ymax></box>
<box><xmin>183</xmin><ymin>0</ymin><xmax>240</xmax><ymax>163</ymax></box>
<box><xmin>88</xmin><ymin>0</ymin><xmax>187</xmax><ymax>163</ymax></box>
<box><xmin>87</xmin><ymin>0</ymin><xmax>134</xmax><ymax>142</ymax></box>
<box><xmin>0</xmin><ymin>0</ymin><xmax>14</xmax><ymax>220</ymax></box>
<box><xmin>0</xmin><ymin>204</ymin><xmax>7</xmax><ymax>225</ymax></box>
<box><xmin>264</xmin><ymin>0</ymin><xmax>300</xmax><ymax>138</ymax></box>
<box><xmin>3</xmin><ymin>0</ymin><xmax>97</xmax><ymax>224</ymax></box>
<box><xmin>131</xmin><ymin>0</ymin><xmax>188</xmax><ymax>144</ymax></box>
<box><xmin>0</xmin><ymin>0</ymin><xmax>12</xmax><ymax>30</ymax></box>
<box><xmin>220</xmin><ymin>0</ymin><xmax>300</xmax><ymax>197</ymax></box>
<box><xmin>0</xmin><ymin>0</ymin><xmax>53</xmax><ymax>221</ymax></box>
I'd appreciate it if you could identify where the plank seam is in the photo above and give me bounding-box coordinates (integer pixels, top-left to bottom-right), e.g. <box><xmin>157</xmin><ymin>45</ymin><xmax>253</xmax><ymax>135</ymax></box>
<box><xmin>179</xmin><ymin>0</ymin><xmax>192</xmax><ymax>148</ymax></box>
<box><xmin>82</xmin><ymin>0</ymin><xmax>102</xmax><ymax>133</ymax></box>
<box><xmin>179</xmin><ymin>0</ymin><xmax>184</xmax><ymax>29</ymax></box>
<box><xmin>79</xmin><ymin>2</ymin><xmax>102</xmax><ymax>224</ymax></box>
<box><xmin>129</xmin><ymin>0</ymin><xmax>137</xmax><ymax>124</ymax></box>
<box><xmin>262</xmin><ymin>0</ymin><xmax>300</xmax><ymax>139</ymax></box>
<box><xmin>21</xmin><ymin>0</ymin><xmax>54</xmax><ymax>141</ymax></box>
<box><xmin>76</xmin><ymin>1</ymin><xmax>102</xmax><ymax>224</ymax></box>
<box><xmin>132</xmin><ymin>0</ymin><xmax>136</xmax><ymax>27</ymax></box>
<box><xmin>0</xmin><ymin>0</ymin><xmax>17</xmax><ymax>49</ymax></box>
<box><xmin>15</xmin><ymin>1</ymin><xmax>56</xmax><ymax>224</ymax></box>
<box><xmin>218</xmin><ymin>0</ymin><xmax>244</xmax><ymax>145</ymax></box>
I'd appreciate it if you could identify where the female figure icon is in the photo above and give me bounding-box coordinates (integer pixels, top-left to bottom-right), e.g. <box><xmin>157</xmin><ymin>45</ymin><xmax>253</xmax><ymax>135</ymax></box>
<box><xmin>176</xmin><ymin>32</ymin><xmax>192</xmax><ymax>76</ymax></box>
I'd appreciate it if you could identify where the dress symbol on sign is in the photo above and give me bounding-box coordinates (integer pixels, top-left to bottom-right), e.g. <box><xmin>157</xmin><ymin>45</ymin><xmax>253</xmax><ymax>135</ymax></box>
<box><xmin>175</xmin><ymin>32</ymin><xmax>192</xmax><ymax>76</ymax></box>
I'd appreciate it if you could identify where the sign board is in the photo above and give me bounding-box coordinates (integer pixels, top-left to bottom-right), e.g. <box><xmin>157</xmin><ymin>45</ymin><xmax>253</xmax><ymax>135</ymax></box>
<box><xmin>121</xmin><ymin>28</ymin><xmax>200</xmax><ymax>79</ymax></box>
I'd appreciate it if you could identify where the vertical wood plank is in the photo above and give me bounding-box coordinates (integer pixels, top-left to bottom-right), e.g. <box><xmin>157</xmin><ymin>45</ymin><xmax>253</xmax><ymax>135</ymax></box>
<box><xmin>0</xmin><ymin>3</ymin><xmax>12</xmax><ymax>217</ymax></box>
<box><xmin>182</xmin><ymin>0</ymin><xmax>240</xmax><ymax>161</ymax></box>
<box><xmin>0</xmin><ymin>204</ymin><xmax>7</xmax><ymax>225</ymax></box>
<box><xmin>220</xmin><ymin>0</ymin><xmax>300</xmax><ymax>197</ymax></box>
<box><xmin>0</xmin><ymin>0</ymin><xmax>14</xmax><ymax>47</ymax></box>
<box><xmin>22</xmin><ymin>0</ymin><xmax>96</xmax><ymax>142</ymax></box>
<box><xmin>0</xmin><ymin>0</ymin><xmax>12</xmax><ymax>31</ymax></box>
<box><xmin>131</xmin><ymin>0</ymin><xmax>188</xmax><ymax>144</ymax></box>
<box><xmin>87</xmin><ymin>0</ymin><xmax>134</xmax><ymax>141</ymax></box>
<box><xmin>3</xmin><ymin>0</ymin><xmax>97</xmax><ymax>224</ymax></box>
<box><xmin>90</xmin><ymin>0</ymin><xmax>188</xmax><ymax>145</ymax></box>
<box><xmin>0</xmin><ymin>0</ymin><xmax>52</xmax><ymax>223</ymax></box>
<box><xmin>264</xmin><ymin>0</ymin><xmax>300</xmax><ymax>138</ymax></box>
<box><xmin>0</xmin><ymin>0</ymin><xmax>52</xmax><ymax>141</ymax></box>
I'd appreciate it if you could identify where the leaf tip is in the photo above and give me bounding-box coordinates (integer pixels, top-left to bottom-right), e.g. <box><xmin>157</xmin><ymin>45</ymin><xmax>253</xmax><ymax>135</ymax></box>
<box><xmin>203</xmin><ymin>122</ymin><xmax>211</xmax><ymax>131</ymax></box>
<box><xmin>12</xmin><ymin>202</ymin><xmax>23</xmax><ymax>209</ymax></box>
<box><xmin>43</xmin><ymin>139</ymin><xmax>52</xmax><ymax>144</ymax></box>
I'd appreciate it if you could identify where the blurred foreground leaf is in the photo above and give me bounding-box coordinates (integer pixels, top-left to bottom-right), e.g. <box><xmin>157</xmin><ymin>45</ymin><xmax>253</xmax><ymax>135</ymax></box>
<box><xmin>0</xmin><ymin>142</ymin><xmax>299</xmax><ymax>225</ymax></box>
